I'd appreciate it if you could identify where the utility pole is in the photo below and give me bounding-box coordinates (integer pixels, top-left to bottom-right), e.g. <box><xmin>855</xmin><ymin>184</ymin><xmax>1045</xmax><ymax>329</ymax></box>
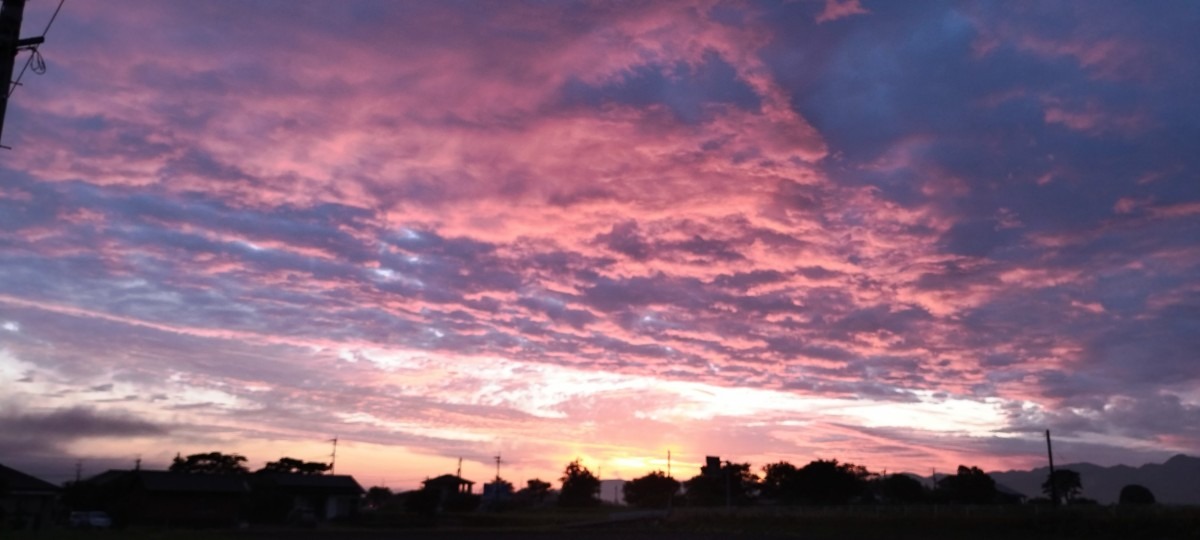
<box><xmin>666</xmin><ymin>450</ymin><xmax>673</xmax><ymax>513</ymax></box>
<box><xmin>329</xmin><ymin>436</ymin><xmax>338</xmax><ymax>474</ymax></box>
<box><xmin>725</xmin><ymin>465</ymin><xmax>732</xmax><ymax>511</ymax></box>
<box><xmin>1046</xmin><ymin>429</ymin><xmax>1058</xmax><ymax>508</ymax></box>
<box><xmin>493</xmin><ymin>454</ymin><xmax>503</xmax><ymax>504</ymax></box>
<box><xmin>0</xmin><ymin>0</ymin><xmax>46</xmax><ymax>148</ymax></box>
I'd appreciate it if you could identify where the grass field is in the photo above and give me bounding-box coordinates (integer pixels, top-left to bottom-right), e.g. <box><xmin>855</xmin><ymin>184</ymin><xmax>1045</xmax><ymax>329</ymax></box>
<box><xmin>9</xmin><ymin>505</ymin><xmax>1200</xmax><ymax>539</ymax></box>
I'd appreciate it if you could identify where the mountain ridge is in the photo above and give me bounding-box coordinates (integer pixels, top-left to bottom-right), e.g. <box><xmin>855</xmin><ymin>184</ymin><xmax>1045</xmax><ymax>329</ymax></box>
<box><xmin>981</xmin><ymin>454</ymin><xmax>1200</xmax><ymax>504</ymax></box>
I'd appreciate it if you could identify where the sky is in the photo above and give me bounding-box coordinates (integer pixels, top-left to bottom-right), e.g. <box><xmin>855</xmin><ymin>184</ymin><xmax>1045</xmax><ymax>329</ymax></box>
<box><xmin>2</xmin><ymin>0</ymin><xmax>1199</xmax><ymax>490</ymax></box>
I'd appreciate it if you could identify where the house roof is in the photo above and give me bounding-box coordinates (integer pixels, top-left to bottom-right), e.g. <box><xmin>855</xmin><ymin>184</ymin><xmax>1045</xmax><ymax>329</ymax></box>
<box><xmin>253</xmin><ymin>472</ymin><xmax>365</xmax><ymax>495</ymax></box>
<box><xmin>423</xmin><ymin>474</ymin><xmax>474</xmax><ymax>486</ymax></box>
<box><xmin>86</xmin><ymin>469</ymin><xmax>131</xmax><ymax>486</ymax></box>
<box><xmin>0</xmin><ymin>463</ymin><xmax>59</xmax><ymax>494</ymax></box>
<box><xmin>88</xmin><ymin>470</ymin><xmax>249</xmax><ymax>494</ymax></box>
<box><xmin>137</xmin><ymin>471</ymin><xmax>249</xmax><ymax>493</ymax></box>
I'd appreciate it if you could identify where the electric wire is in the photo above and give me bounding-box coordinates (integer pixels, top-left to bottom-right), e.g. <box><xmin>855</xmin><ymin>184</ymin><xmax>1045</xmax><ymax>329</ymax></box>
<box><xmin>7</xmin><ymin>0</ymin><xmax>65</xmax><ymax>98</ymax></box>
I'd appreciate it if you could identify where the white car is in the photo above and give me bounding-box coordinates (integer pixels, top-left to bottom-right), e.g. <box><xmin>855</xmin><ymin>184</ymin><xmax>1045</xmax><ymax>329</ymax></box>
<box><xmin>69</xmin><ymin>511</ymin><xmax>112</xmax><ymax>529</ymax></box>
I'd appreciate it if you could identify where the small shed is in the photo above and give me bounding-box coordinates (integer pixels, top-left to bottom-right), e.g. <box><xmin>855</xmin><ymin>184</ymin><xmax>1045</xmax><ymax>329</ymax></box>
<box><xmin>422</xmin><ymin>474</ymin><xmax>477</xmax><ymax>510</ymax></box>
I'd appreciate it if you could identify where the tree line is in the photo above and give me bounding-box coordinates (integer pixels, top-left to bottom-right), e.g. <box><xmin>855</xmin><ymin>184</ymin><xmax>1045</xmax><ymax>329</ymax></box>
<box><xmin>575</xmin><ymin>458</ymin><xmax>1156</xmax><ymax>509</ymax></box>
<box><xmin>142</xmin><ymin>451</ymin><xmax>1161</xmax><ymax>510</ymax></box>
<box><xmin>166</xmin><ymin>452</ymin><xmax>331</xmax><ymax>475</ymax></box>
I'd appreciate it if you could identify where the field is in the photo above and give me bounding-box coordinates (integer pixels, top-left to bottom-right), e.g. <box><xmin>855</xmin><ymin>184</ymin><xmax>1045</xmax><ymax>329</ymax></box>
<box><xmin>10</xmin><ymin>505</ymin><xmax>1200</xmax><ymax>540</ymax></box>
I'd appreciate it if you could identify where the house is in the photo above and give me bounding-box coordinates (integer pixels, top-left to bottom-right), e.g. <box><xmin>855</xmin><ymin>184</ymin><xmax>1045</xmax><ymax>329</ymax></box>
<box><xmin>479</xmin><ymin>479</ymin><xmax>514</xmax><ymax>511</ymax></box>
<box><xmin>421</xmin><ymin>474</ymin><xmax>477</xmax><ymax>510</ymax></box>
<box><xmin>422</xmin><ymin>474</ymin><xmax>474</xmax><ymax>498</ymax></box>
<box><xmin>481</xmin><ymin>480</ymin><xmax>513</xmax><ymax>503</ymax></box>
<box><xmin>250</xmin><ymin>472</ymin><xmax>364</xmax><ymax>523</ymax></box>
<box><xmin>86</xmin><ymin>470</ymin><xmax>248</xmax><ymax>528</ymax></box>
<box><xmin>0</xmin><ymin>463</ymin><xmax>58</xmax><ymax>531</ymax></box>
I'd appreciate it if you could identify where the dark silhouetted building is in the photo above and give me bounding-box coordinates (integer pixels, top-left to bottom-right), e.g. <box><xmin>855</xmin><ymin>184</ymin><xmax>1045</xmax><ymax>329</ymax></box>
<box><xmin>0</xmin><ymin>463</ymin><xmax>58</xmax><ymax>531</ymax></box>
<box><xmin>87</xmin><ymin>469</ymin><xmax>248</xmax><ymax>527</ymax></box>
<box><xmin>250</xmin><ymin>472</ymin><xmax>364</xmax><ymax>523</ymax></box>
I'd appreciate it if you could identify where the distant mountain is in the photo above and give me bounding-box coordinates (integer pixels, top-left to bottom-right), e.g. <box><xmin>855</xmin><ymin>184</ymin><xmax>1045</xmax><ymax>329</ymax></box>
<box><xmin>985</xmin><ymin>454</ymin><xmax>1200</xmax><ymax>505</ymax></box>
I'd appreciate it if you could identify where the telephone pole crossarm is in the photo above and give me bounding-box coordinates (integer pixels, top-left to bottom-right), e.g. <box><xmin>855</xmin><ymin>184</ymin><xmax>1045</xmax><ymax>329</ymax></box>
<box><xmin>0</xmin><ymin>0</ymin><xmax>30</xmax><ymax>147</ymax></box>
<box><xmin>1</xmin><ymin>0</ymin><xmax>60</xmax><ymax>148</ymax></box>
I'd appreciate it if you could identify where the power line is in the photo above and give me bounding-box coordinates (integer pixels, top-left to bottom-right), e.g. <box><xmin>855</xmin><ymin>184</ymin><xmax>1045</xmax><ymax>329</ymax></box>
<box><xmin>1</xmin><ymin>0</ymin><xmax>64</xmax><ymax>148</ymax></box>
<box><xmin>7</xmin><ymin>0</ymin><xmax>63</xmax><ymax>99</ymax></box>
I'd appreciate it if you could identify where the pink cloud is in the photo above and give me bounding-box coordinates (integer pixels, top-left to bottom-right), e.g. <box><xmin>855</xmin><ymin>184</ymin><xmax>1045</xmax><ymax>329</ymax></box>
<box><xmin>2</xmin><ymin>0</ymin><xmax>1196</xmax><ymax>487</ymax></box>
<box><xmin>1041</xmin><ymin>98</ymin><xmax>1148</xmax><ymax>135</ymax></box>
<box><xmin>815</xmin><ymin>0</ymin><xmax>870</xmax><ymax>24</ymax></box>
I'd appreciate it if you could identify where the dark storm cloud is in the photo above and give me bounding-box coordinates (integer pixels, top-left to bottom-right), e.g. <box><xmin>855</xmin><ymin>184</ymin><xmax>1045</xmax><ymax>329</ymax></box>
<box><xmin>0</xmin><ymin>407</ymin><xmax>168</xmax><ymax>478</ymax></box>
<box><xmin>0</xmin><ymin>406</ymin><xmax>165</xmax><ymax>439</ymax></box>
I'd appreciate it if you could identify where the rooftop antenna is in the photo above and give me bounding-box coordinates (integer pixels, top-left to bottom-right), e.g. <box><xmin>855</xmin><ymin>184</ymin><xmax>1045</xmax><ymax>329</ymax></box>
<box><xmin>492</xmin><ymin>453</ymin><xmax>503</xmax><ymax>503</ymax></box>
<box><xmin>329</xmin><ymin>436</ymin><xmax>338</xmax><ymax>474</ymax></box>
<box><xmin>456</xmin><ymin>457</ymin><xmax>462</xmax><ymax>478</ymax></box>
<box><xmin>1</xmin><ymin>0</ymin><xmax>63</xmax><ymax>149</ymax></box>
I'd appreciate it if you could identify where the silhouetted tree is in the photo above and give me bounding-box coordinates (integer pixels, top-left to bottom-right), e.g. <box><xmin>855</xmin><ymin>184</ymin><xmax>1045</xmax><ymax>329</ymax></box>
<box><xmin>879</xmin><ymin>473</ymin><xmax>926</xmax><ymax>504</ymax></box>
<box><xmin>936</xmin><ymin>465</ymin><xmax>996</xmax><ymax>504</ymax></box>
<box><xmin>365</xmin><ymin>486</ymin><xmax>393</xmax><ymax>509</ymax></box>
<box><xmin>558</xmin><ymin>459</ymin><xmax>601</xmax><ymax>507</ymax></box>
<box><xmin>1119</xmin><ymin>484</ymin><xmax>1156</xmax><ymax>505</ymax></box>
<box><xmin>524</xmin><ymin>479</ymin><xmax>552</xmax><ymax>503</ymax></box>
<box><xmin>169</xmin><ymin>452</ymin><xmax>248</xmax><ymax>474</ymax></box>
<box><xmin>259</xmin><ymin>457</ymin><xmax>331</xmax><ymax>475</ymax></box>
<box><xmin>794</xmin><ymin>459</ymin><xmax>872</xmax><ymax>505</ymax></box>
<box><xmin>684</xmin><ymin>461</ymin><xmax>758</xmax><ymax>506</ymax></box>
<box><xmin>513</xmin><ymin>478</ymin><xmax>553</xmax><ymax>507</ymax></box>
<box><xmin>623</xmin><ymin>471</ymin><xmax>680</xmax><ymax>508</ymax></box>
<box><xmin>1041</xmin><ymin>469</ymin><xmax>1082</xmax><ymax>505</ymax></box>
<box><xmin>760</xmin><ymin>461</ymin><xmax>801</xmax><ymax>503</ymax></box>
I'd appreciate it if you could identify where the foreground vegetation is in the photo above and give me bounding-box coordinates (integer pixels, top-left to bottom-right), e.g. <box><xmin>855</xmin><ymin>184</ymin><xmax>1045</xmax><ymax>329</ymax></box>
<box><xmin>14</xmin><ymin>505</ymin><xmax>1200</xmax><ymax>540</ymax></box>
